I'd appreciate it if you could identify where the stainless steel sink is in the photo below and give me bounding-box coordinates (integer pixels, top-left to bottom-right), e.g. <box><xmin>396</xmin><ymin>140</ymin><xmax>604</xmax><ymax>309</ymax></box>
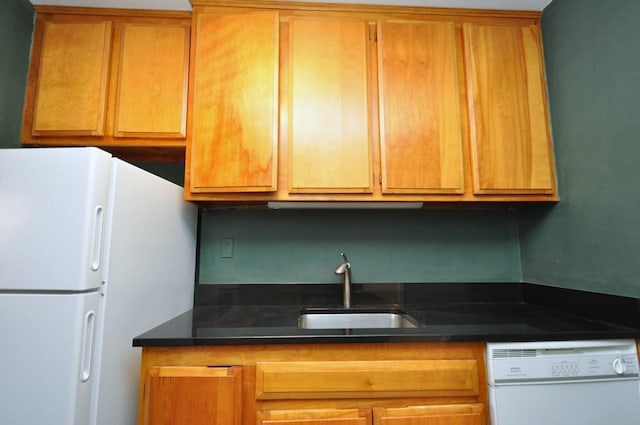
<box><xmin>298</xmin><ymin>308</ymin><xmax>419</xmax><ymax>329</ymax></box>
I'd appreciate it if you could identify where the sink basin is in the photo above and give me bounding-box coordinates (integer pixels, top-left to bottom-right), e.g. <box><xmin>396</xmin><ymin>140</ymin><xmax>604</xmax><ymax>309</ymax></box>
<box><xmin>298</xmin><ymin>308</ymin><xmax>419</xmax><ymax>329</ymax></box>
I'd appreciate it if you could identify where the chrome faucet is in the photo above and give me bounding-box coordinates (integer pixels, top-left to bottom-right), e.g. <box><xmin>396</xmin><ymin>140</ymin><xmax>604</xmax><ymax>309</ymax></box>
<box><xmin>334</xmin><ymin>252</ymin><xmax>351</xmax><ymax>309</ymax></box>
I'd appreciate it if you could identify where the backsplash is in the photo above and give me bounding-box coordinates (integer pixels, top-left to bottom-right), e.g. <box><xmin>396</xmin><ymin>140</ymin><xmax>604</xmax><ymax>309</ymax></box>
<box><xmin>198</xmin><ymin>209</ymin><xmax>521</xmax><ymax>285</ymax></box>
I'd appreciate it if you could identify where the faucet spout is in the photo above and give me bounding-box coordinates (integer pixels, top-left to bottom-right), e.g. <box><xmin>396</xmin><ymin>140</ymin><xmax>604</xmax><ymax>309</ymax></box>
<box><xmin>334</xmin><ymin>252</ymin><xmax>351</xmax><ymax>309</ymax></box>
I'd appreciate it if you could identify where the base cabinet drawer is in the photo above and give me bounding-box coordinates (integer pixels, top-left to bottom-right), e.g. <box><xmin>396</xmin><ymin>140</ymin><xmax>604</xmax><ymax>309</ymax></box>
<box><xmin>257</xmin><ymin>404</ymin><xmax>484</xmax><ymax>425</ymax></box>
<box><xmin>256</xmin><ymin>360</ymin><xmax>479</xmax><ymax>400</ymax></box>
<box><xmin>258</xmin><ymin>408</ymin><xmax>372</xmax><ymax>425</ymax></box>
<box><xmin>373</xmin><ymin>404</ymin><xmax>484</xmax><ymax>425</ymax></box>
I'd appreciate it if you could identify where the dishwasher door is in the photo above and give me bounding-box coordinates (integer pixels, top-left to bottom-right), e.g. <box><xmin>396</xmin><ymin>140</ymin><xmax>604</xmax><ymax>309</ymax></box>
<box><xmin>489</xmin><ymin>378</ymin><xmax>640</xmax><ymax>425</ymax></box>
<box><xmin>487</xmin><ymin>340</ymin><xmax>640</xmax><ymax>425</ymax></box>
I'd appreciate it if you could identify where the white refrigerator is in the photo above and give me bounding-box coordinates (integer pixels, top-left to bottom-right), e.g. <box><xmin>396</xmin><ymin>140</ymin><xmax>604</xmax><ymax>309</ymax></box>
<box><xmin>0</xmin><ymin>147</ymin><xmax>198</xmax><ymax>425</ymax></box>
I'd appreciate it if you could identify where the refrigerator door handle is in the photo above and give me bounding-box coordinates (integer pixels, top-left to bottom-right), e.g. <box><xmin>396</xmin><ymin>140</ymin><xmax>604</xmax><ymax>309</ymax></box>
<box><xmin>80</xmin><ymin>310</ymin><xmax>96</xmax><ymax>382</ymax></box>
<box><xmin>90</xmin><ymin>205</ymin><xmax>104</xmax><ymax>271</ymax></box>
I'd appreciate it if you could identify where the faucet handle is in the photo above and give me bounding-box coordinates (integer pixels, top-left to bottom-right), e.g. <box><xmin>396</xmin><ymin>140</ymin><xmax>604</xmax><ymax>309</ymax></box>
<box><xmin>340</xmin><ymin>252</ymin><xmax>349</xmax><ymax>264</ymax></box>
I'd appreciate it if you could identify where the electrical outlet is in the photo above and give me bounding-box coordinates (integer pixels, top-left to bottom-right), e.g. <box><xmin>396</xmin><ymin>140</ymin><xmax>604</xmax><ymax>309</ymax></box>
<box><xmin>221</xmin><ymin>238</ymin><xmax>234</xmax><ymax>258</ymax></box>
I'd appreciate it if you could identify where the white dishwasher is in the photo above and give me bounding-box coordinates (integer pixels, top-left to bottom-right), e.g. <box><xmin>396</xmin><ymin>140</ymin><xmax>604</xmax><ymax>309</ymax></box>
<box><xmin>486</xmin><ymin>339</ymin><xmax>640</xmax><ymax>425</ymax></box>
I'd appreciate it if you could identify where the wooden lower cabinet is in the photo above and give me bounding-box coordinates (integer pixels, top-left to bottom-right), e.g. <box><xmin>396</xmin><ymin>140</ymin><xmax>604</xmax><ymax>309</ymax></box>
<box><xmin>137</xmin><ymin>343</ymin><xmax>488</xmax><ymax>425</ymax></box>
<box><xmin>258</xmin><ymin>408</ymin><xmax>371</xmax><ymax>425</ymax></box>
<box><xmin>373</xmin><ymin>404</ymin><xmax>484</xmax><ymax>425</ymax></box>
<box><xmin>142</xmin><ymin>366</ymin><xmax>242</xmax><ymax>425</ymax></box>
<box><xmin>255</xmin><ymin>360</ymin><xmax>479</xmax><ymax>399</ymax></box>
<box><xmin>257</xmin><ymin>404</ymin><xmax>483</xmax><ymax>425</ymax></box>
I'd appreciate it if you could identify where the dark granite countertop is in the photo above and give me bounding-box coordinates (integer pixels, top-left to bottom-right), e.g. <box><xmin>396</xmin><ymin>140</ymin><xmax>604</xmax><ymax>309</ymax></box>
<box><xmin>133</xmin><ymin>283</ymin><xmax>640</xmax><ymax>346</ymax></box>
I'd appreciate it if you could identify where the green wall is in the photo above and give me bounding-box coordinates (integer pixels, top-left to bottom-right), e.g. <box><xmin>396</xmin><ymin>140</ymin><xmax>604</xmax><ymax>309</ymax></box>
<box><xmin>133</xmin><ymin>161</ymin><xmax>185</xmax><ymax>187</ymax></box>
<box><xmin>519</xmin><ymin>0</ymin><xmax>640</xmax><ymax>297</ymax></box>
<box><xmin>199</xmin><ymin>209</ymin><xmax>521</xmax><ymax>284</ymax></box>
<box><xmin>0</xmin><ymin>0</ymin><xmax>33</xmax><ymax>148</ymax></box>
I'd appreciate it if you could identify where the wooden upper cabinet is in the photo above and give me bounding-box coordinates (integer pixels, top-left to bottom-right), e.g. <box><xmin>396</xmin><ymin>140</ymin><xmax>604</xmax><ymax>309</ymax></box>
<box><xmin>463</xmin><ymin>22</ymin><xmax>556</xmax><ymax>195</ymax></box>
<box><xmin>182</xmin><ymin>3</ymin><xmax>556</xmax><ymax>202</ymax></box>
<box><xmin>189</xmin><ymin>10</ymin><xmax>279</xmax><ymax>193</ymax></box>
<box><xmin>138</xmin><ymin>342</ymin><xmax>488</xmax><ymax>425</ymax></box>
<box><xmin>287</xmin><ymin>17</ymin><xmax>373</xmax><ymax>193</ymax></box>
<box><xmin>23</xmin><ymin>9</ymin><xmax>191</xmax><ymax>160</ymax></box>
<box><xmin>377</xmin><ymin>20</ymin><xmax>464</xmax><ymax>195</ymax></box>
<box><xmin>114</xmin><ymin>23</ymin><xmax>190</xmax><ymax>138</ymax></box>
<box><xmin>143</xmin><ymin>366</ymin><xmax>242</xmax><ymax>425</ymax></box>
<box><xmin>32</xmin><ymin>20</ymin><xmax>112</xmax><ymax>136</ymax></box>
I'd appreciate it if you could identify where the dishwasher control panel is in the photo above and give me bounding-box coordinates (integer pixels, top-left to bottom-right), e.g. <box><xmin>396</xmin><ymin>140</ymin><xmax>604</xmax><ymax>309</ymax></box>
<box><xmin>487</xmin><ymin>339</ymin><xmax>639</xmax><ymax>383</ymax></box>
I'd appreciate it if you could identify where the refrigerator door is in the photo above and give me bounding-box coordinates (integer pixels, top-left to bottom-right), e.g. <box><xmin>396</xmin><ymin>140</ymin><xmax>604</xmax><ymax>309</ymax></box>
<box><xmin>0</xmin><ymin>147</ymin><xmax>112</xmax><ymax>291</ymax></box>
<box><xmin>91</xmin><ymin>159</ymin><xmax>197</xmax><ymax>425</ymax></box>
<box><xmin>0</xmin><ymin>291</ymin><xmax>101</xmax><ymax>425</ymax></box>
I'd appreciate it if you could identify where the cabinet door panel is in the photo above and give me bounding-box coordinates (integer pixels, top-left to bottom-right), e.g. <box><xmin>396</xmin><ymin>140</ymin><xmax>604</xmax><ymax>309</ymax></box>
<box><xmin>288</xmin><ymin>17</ymin><xmax>373</xmax><ymax>193</ymax></box>
<box><xmin>190</xmin><ymin>11</ymin><xmax>279</xmax><ymax>192</ymax></box>
<box><xmin>258</xmin><ymin>408</ymin><xmax>371</xmax><ymax>425</ymax></box>
<box><xmin>373</xmin><ymin>404</ymin><xmax>483</xmax><ymax>425</ymax></box>
<box><xmin>143</xmin><ymin>366</ymin><xmax>242</xmax><ymax>425</ymax></box>
<box><xmin>464</xmin><ymin>23</ymin><xmax>555</xmax><ymax>194</ymax></box>
<box><xmin>33</xmin><ymin>21</ymin><xmax>112</xmax><ymax>136</ymax></box>
<box><xmin>115</xmin><ymin>23</ymin><xmax>189</xmax><ymax>138</ymax></box>
<box><xmin>256</xmin><ymin>360</ymin><xmax>478</xmax><ymax>399</ymax></box>
<box><xmin>378</xmin><ymin>20</ymin><xmax>464</xmax><ymax>194</ymax></box>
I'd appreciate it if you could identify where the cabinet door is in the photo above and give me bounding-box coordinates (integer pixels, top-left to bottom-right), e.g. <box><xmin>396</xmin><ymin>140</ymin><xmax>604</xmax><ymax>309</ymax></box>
<box><xmin>258</xmin><ymin>408</ymin><xmax>371</xmax><ymax>425</ymax></box>
<box><xmin>463</xmin><ymin>23</ymin><xmax>555</xmax><ymax>195</ymax></box>
<box><xmin>32</xmin><ymin>20</ymin><xmax>112</xmax><ymax>136</ymax></box>
<box><xmin>378</xmin><ymin>20</ymin><xmax>464</xmax><ymax>194</ymax></box>
<box><xmin>373</xmin><ymin>404</ymin><xmax>483</xmax><ymax>425</ymax></box>
<box><xmin>189</xmin><ymin>11</ymin><xmax>279</xmax><ymax>193</ymax></box>
<box><xmin>288</xmin><ymin>17</ymin><xmax>373</xmax><ymax>193</ymax></box>
<box><xmin>143</xmin><ymin>366</ymin><xmax>242</xmax><ymax>425</ymax></box>
<box><xmin>114</xmin><ymin>23</ymin><xmax>189</xmax><ymax>138</ymax></box>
